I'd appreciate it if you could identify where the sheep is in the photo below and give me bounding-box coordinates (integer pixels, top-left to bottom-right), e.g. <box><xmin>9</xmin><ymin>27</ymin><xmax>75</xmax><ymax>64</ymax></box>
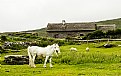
<box><xmin>70</xmin><ymin>47</ymin><xmax>78</xmax><ymax>52</ymax></box>
<box><xmin>86</xmin><ymin>47</ymin><xmax>89</xmax><ymax>52</ymax></box>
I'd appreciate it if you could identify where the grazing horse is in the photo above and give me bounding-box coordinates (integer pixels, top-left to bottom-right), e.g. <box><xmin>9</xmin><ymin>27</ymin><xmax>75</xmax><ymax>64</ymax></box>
<box><xmin>27</xmin><ymin>44</ymin><xmax>60</xmax><ymax>68</ymax></box>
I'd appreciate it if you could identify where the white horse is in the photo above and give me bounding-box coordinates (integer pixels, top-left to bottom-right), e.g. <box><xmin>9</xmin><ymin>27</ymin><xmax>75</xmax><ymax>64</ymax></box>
<box><xmin>27</xmin><ymin>44</ymin><xmax>60</xmax><ymax>68</ymax></box>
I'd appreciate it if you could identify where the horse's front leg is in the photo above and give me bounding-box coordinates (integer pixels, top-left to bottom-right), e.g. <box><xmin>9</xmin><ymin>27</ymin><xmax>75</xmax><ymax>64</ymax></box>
<box><xmin>43</xmin><ymin>56</ymin><xmax>49</xmax><ymax>68</ymax></box>
<box><xmin>49</xmin><ymin>56</ymin><xmax>53</xmax><ymax>68</ymax></box>
<box><xmin>29</xmin><ymin>56</ymin><xmax>34</xmax><ymax>67</ymax></box>
<box><xmin>32</xmin><ymin>54</ymin><xmax>36</xmax><ymax>68</ymax></box>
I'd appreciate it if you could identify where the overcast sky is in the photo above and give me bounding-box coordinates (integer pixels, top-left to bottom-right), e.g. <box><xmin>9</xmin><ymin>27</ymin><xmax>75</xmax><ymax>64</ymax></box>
<box><xmin>0</xmin><ymin>0</ymin><xmax>121</xmax><ymax>32</ymax></box>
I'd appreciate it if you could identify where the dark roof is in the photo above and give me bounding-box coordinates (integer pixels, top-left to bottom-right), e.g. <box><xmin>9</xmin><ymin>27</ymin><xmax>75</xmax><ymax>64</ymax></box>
<box><xmin>47</xmin><ymin>22</ymin><xmax>96</xmax><ymax>32</ymax></box>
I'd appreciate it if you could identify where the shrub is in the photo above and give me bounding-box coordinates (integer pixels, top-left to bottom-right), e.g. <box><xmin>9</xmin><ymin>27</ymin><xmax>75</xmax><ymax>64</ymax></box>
<box><xmin>1</xmin><ymin>36</ymin><xmax>7</xmax><ymax>42</ymax></box>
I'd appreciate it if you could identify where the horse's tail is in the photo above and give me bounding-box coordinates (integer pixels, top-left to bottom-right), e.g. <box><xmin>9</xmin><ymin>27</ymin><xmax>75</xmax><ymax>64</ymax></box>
<box><xmin>28</xmin><ymin>46</ymin><xmax>31</xmax><ymax>58</ymax></box>
<box><xmin>28</xmin><ymin>46</ymin><xmax>32</xmax><ymax>65</ymax></box>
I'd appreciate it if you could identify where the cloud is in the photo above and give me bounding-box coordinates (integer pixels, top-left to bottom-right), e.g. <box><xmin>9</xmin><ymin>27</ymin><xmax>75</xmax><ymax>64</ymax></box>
<box><xmin>0</xmin><ymin>0</ymin><xmax>121</xmax><ymax>32</ymax></box>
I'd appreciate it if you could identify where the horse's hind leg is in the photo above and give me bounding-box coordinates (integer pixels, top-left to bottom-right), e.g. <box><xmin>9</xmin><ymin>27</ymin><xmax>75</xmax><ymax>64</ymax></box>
<box><xmin>29</xmin><ymin>57</ymin><xmax>32</xmax><ymax>66</ymax></box>
<box><xmin>28</xmin><ymin>50</ymin><xmax>33</xmax><ymax>67</ymax></box>
<box><xmin>43</xmin><ymin>56</ymin><xmax>49</xmax><ymax>68</ymax></box>
<box><xmin>49</xmin><ymin>57</ymin><xmax>53</xmax><ymax>68</ymax></box>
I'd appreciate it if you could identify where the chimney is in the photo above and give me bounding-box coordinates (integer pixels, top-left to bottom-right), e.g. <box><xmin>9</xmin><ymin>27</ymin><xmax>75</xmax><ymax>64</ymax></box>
<box><xmin>62</xmin><ymin>20</ymin><xmax>66</xmax><ymax>25</ymax></box>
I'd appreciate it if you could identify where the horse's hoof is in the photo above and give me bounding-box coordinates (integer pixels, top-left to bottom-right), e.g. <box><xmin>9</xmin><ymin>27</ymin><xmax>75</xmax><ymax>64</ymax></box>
<box><xmin>31</xmin><ymin>65</ymin><xmax>36</xmax><ymax>68</ymax></box>
<box><xmin>33</xmin><ymin>66</ymin><xmax>36</xmax><ymax>68</ymax></box>
<box><xmin>50</xmin><ymin>66</ymin><xmax>53</xmax><ymax>68</ymax></box>
<box><xmin>43</xmin><ymin>66</ymin><xmax>46</xmax><ymax>68</ymax></box>
<box><xmin>50</xmin><ymin>65</ymin><xmax>53</xmax><ymax>68</ymax></box>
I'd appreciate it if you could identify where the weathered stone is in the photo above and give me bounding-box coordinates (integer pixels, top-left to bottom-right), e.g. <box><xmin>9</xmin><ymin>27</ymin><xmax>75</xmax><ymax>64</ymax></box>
<box><xmin>103</xmin><ymin>44</ymin><xmax>113</xmax><ymax>48</ymax></box>
<box><xmin>4</xmin><ymin>55</ymin><xmax>29</xmax><ymax>65</ymax></box>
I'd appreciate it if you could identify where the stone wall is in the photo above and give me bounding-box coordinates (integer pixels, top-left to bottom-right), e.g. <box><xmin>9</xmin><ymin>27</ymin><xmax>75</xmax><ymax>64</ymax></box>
<box><xmin>48</xmin><ymin>30</ymin><xmax>94</xmax><ymax>38</ymax></box>
<box><xmin>97</xmin><ymin>24</ymin><xmax>116</xmax><ymax>32</ymax></box>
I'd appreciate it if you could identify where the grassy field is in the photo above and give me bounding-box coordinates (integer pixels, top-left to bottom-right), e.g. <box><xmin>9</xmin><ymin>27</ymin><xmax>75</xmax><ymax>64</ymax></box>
<box><xmin>1</xmin><ymin>41</ymin><xmax>121</xmax><ymax>76</ymax></box>
<box><xmin>1</xmin><ymin>63</ymin><xmax>121</xmax><ymax>76</ymax></box>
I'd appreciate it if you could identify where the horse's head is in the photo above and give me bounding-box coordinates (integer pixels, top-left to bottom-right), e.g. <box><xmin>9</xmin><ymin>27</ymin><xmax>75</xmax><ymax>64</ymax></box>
<box><xmin>52</xmin><ymin>44</ymin><xmax>60</xmax><ymax>56</ymax></box>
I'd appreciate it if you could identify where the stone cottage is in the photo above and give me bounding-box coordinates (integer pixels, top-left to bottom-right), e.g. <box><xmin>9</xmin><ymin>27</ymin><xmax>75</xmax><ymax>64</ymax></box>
<box><xmin>47</xmin><ymin>20</ymin><xmax>96</xmax><ymax>38</ymax></box>
<box><xmin>47</xmin><ymin>20</ymin><xmax>116</xmax><ymax>38</ymax></box>
<box><xmin>97</xmin><ymin>24</ymin><xmax>116</xmax><ymax>32</ymax></box>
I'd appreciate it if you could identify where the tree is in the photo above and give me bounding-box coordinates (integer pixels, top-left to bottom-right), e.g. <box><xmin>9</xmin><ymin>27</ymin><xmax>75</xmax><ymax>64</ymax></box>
<box><xmin>114</xmin><ymin>29</ymin><xmax>121</xmax><ymax>38</ymax></box>
<box><xmin>105</xmin><ymin>30</ymin><xmax>115</xmax><ymax>39</ymax></box>
<box><xmin>1</xmin><ymin>36</ymin><xmax>7</xmax><ymax>42</ymax></box>
<box><xmin>86</xmin><ymin>30</ymin><xmax>104</xmax><ymax>39</ymax></box>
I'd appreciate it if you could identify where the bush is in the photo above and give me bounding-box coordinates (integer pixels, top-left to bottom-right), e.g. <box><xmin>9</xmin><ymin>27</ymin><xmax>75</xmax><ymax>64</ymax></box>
<box><xmin>1</xmin><ymin>36</ymin><xmax>7</xmax><ymax>42</ymax></box>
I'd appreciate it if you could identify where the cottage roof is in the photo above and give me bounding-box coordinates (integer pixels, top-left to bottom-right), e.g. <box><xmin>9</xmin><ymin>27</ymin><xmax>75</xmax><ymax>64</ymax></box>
<box><xmin>47</xmin><ymin>22</ymin><xmax>96</xmax><ymax>32</ymax></box>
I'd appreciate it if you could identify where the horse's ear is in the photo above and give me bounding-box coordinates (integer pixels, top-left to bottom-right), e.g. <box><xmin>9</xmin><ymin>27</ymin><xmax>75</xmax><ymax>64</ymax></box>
<box><xmin>54</xmin><ymin>43</ymin><xmax>56</xmax><ymax>44</ymax></box>
<box><xmin>53</xmin><ymin>43</ymin><xmax>56</xmax><ymax>46</ymax></box>
<box><xmin>55</xmin><ymin>43</ymin><xmax>58</xmax><ymax>45</ymax></box>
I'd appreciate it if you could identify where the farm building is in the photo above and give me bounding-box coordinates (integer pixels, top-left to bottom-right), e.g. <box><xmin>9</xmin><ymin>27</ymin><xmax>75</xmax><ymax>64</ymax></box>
<box><xmin>47</xmin><ymin>20</ymin><xmax>116</xmax><ymax>38</ymax></box>
<box><xmin>97</xmin><ymin>24</ymin><xmax>116</xmax><ymax>32</ymax></box>
<box><xmin>47</xmin><ymin>20</ymin><xmax>96</xmax><ymax>38</ymax></box>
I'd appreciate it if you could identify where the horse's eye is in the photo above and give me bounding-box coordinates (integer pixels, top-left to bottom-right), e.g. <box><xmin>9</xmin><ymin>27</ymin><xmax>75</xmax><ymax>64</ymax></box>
<box><xmin>56</xmin><ymin>50</ymin><xmax>58</xmax><ymax>53</ymax></box>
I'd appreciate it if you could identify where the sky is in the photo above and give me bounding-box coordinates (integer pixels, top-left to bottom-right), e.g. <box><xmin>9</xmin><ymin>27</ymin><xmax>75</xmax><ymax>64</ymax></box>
<box><xmin>0</xmin><ymin>0</ymin><xmax>121</xmax><ymax>32</ymax></box>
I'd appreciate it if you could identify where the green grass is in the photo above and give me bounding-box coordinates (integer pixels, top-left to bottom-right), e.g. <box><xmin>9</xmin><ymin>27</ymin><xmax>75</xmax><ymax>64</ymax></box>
<box><xmin>1</xmin><ymin>63</ymin><xmax>121</xmax><ymax>76</ymax></box>
<box><xmin>60</xmin><ymin>41</ymin><xmax>121</xmax><ymax>55</ymax></box>
<box><xmin>1</xmin><ymin>41</ymin><xmax>121</xmax><ymax>76</ymax></box>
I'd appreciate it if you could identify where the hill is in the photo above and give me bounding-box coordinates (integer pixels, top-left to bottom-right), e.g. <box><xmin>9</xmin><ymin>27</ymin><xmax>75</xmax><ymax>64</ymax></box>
<box><xmin>0</xmin><ymin>28</ymin><xmax>48</xmax><ymax>37</ymax></box>
<box><xmin>25</xmin><ymin>28</ymin><xmax>47</xmax><ymax>37</ymax></box>
<box><xmin>1</xmin><ymin>18</ymin><xmax>121</xmax><ymax>36</ymax></box>
<box><xmin>32</xmin><ymin>18</ymin><xmax>121</xmax><ymax>33</ymax></box>
<box><xmin>23</xmin><ymin>18</ymin><xmax>121</xmax><ymax>37</ymax></box>
<box><xmin>96</xmin><ymin>18</ymin><xmax>121</xmax><ymax>29</ymax></box>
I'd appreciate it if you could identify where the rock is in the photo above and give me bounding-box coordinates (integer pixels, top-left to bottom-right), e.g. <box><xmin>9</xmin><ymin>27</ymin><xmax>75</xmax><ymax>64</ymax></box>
<box><xmin>4</xmin><ymin>55</ymin><xmax>29</xmax><ymax>65</ymax></box>
<box><xmin>118</xmin><ymin>45</ymin><xmax>121</xmax><ymax>47</ymax></box>
<box><xmin>11</xmin><ymin>50</ymin><xmax>20</xmax><ymax>52</ymax></box>
<box><xmin>103</xmin><ymin>44</ymin><xmax>113</xmax><ymax>48</ymax></box>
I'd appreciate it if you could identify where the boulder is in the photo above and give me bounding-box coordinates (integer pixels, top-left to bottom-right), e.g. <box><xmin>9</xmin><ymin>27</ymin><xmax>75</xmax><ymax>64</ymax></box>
<box><xmin>103</xmin><ymin>44</ymin><xmax>113</xmax><ymax>48</ymax></box>
<box><xmin>4</xmin><ymin>55</ymin><xmax>29</xmax><ymax>65</ymax></box>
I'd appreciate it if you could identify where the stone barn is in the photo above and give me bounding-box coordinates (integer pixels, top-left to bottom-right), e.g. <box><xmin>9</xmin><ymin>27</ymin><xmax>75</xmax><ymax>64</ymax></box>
<box><xmin>97</xmin><ymin>24</ymin><xmax>116</xmax><ymax>32</ymax></box>
<box><xmin>47</xmin><ymin>20</ymin><xmax>96</xmax><ymax>38</ymax></box>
